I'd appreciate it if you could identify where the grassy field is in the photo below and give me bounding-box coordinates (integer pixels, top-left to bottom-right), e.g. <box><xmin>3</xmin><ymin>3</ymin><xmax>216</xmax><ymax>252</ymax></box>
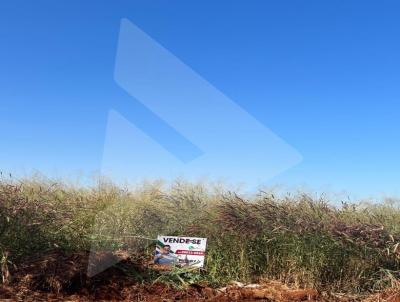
<box><xmin>1</xmin><ymin>176</ymin><xmax>400</xmax><ymax>295</ymax></box>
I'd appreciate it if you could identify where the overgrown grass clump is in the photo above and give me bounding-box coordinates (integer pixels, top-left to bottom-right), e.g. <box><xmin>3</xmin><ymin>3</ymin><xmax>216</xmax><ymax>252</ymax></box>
<box><xmin>1</xmin><ymin>176</ymin><xmax>400</xmax><ymax>293</ymax></box>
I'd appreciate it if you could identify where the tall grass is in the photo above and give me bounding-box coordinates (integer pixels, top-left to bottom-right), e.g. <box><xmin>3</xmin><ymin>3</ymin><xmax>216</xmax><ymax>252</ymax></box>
<box><xmin>1</xmin><ymin>176</ymin><xmax>400</xmax><ymax>293</ymax></box>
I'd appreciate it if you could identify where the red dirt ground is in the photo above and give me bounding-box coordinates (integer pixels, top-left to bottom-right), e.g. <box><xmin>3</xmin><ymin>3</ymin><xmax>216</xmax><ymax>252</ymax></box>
<box><xmin>0</xmin><ymin>250</ymin><xmax>399</xmax><ymax>302</ymax></box>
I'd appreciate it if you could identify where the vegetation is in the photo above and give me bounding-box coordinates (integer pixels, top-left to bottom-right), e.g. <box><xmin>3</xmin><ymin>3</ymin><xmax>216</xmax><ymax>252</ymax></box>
<box><xmin>1</xmin><ymin>175</ymin><xmax>400</xmax><ymax>294</ymax></box>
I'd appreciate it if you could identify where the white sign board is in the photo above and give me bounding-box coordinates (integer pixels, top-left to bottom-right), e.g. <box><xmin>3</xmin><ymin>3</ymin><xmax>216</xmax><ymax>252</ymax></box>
<box><xmin>154</xmin><ymin>235</ymin><xmax>207</xmax><ymax>268</ymax></box>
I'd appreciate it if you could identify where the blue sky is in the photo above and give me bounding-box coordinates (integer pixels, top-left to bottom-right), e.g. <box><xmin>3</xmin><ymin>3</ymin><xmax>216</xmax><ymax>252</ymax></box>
<box><xmin>1</xmin><ymin>0</ymin><xmax>400</xmax><ymax>199</ymax></box>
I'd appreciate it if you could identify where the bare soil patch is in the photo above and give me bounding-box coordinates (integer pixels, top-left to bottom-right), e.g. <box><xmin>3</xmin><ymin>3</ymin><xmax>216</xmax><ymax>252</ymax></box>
<box><xmin>0</xmin><ymin>250</ymin><xmax>399</xmax><ymax>301</ymax></box>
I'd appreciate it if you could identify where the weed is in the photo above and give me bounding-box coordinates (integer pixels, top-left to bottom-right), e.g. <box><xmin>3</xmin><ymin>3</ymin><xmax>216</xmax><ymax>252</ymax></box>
<box><xmin>1</xmin><ymin>176</ymin><xmax>400</xmax><ymax>293</ymax></box>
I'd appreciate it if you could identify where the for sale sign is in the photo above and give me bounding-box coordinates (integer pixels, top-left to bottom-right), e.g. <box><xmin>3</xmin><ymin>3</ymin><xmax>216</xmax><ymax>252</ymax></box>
<box><xmin>154</xmin><ymin>235</ymin><xmax>207</xmax><ymax>268</ymax></box>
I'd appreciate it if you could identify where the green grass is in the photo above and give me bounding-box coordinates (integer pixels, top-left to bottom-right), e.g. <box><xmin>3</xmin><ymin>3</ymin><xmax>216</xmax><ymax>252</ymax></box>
<box><xmin>1</xmin><ymin>175</ymin><xmax>400</xmax><ymax>293</ymax></box>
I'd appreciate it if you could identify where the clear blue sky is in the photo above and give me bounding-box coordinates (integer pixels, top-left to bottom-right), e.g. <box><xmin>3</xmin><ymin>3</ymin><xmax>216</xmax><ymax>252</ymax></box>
<box><xmin>1</xmin><ymin>1</ymin><xmax>400</xmax><ymax>199</ymax></box>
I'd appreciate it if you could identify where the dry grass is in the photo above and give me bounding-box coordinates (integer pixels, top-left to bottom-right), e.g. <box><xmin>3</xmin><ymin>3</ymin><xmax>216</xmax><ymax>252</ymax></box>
<box><xmin>1</xmin><ymin>175</ymin><xmax>400</xmax><ymax>295</ymax></box>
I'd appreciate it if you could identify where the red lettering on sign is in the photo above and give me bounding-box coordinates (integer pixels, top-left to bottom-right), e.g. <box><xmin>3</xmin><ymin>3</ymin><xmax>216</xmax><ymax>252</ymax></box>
<box><xmin>175</xmin><ymin>250</ymin><xmax>205</xmax><ymax>256</ymax></box>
